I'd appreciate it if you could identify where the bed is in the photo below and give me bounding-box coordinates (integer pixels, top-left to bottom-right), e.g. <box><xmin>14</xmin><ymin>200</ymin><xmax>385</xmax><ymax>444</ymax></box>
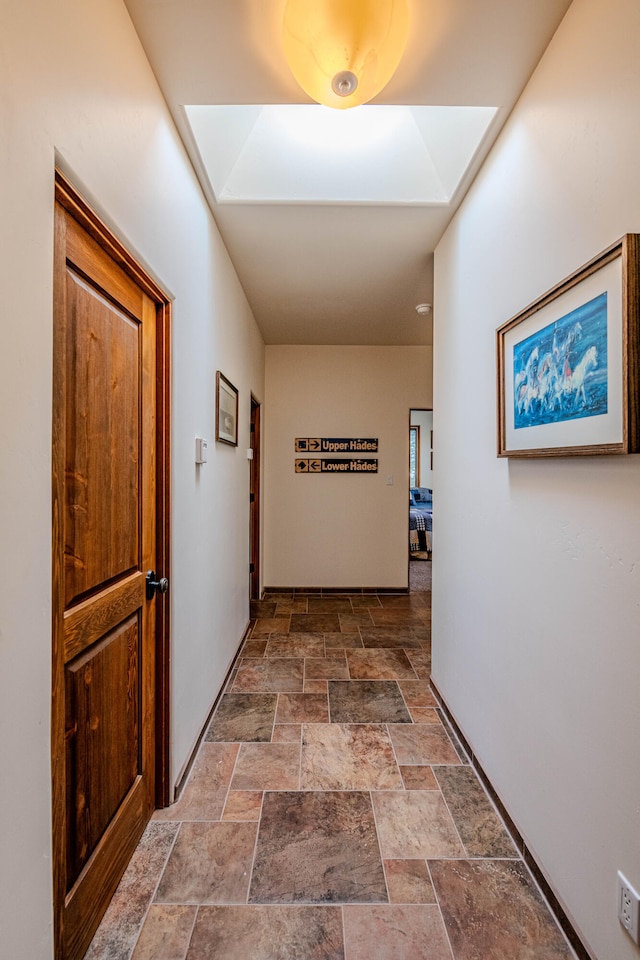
<box><xmin>409</xmin><ymin>487</ymin><xmax>432</xmax><ymax>556</ymax></box>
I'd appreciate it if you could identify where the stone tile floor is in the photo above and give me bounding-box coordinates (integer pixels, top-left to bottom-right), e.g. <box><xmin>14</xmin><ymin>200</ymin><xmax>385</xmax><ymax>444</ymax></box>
<box><xmin>85</xmin><ymin>591</ymin><xmax>577</xmax><ymax>960</ymax></box>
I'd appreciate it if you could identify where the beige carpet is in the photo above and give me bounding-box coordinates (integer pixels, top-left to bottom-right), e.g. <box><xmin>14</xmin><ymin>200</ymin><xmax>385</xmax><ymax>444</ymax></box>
<box><xmin>410</xmin><ymin>557</ymin><xmax>432</xmax><ymax>592</ymax></box>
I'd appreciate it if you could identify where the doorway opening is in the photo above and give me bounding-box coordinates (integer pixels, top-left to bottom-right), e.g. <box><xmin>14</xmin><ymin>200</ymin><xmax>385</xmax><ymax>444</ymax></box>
<box><xmin>249</xmin><ymin>396</ymin><xmax>261</xmax><ymax>600</ymax></box>
<box><xmin>409</xmin><ymin>408</ymin><xmax>433</xmax><ymax>592</ymax></box>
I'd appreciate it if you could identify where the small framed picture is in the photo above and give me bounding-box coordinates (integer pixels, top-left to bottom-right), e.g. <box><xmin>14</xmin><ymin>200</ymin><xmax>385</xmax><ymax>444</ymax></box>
<box><xmin>216</xmin><ymin>371</ymin><xmax>238</xmax><ymax>446</ymax></box>
<box><xmin>497</xmin><ymin>235</ymin><xmax>640</xmax><ymax>457</ymax></box>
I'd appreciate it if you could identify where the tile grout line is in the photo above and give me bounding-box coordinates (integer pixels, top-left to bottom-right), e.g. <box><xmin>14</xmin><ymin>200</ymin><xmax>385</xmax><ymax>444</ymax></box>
<box><xmin>384</xmin><ymin>721</ymin><xmax>404</xmax><ymax>785</ymax></box>
<box><xmin>432</xmin><ymin>770</ymin><xmax>472</xmax><ymax>861</ymax></box>
<box><xmin>220</xmin><ymin>740</ymin><xmax>243</xmax><ymax>820</ymax></box>
<box><xmin>424</xmin><ymin>858</ymin><xmax>458</xmax><ymax>960</ymax></box>
<box><xmin>244</xmin><ymin>790</ymin><xmax>265</xmax><ymax>907</ymax></box>
<box><xmin>436</xmin><ymin>762</ymin><xmax>521</xmax><ymax>860</ymax></box>
<box><xmin>367</xmin><ymin>787</ymin><xmax>391</xmax><ymax>908</ymax></box>
<box><xmin>273</xmin><ymin>690</ymin><xmax>281</xmax><ymax>739</ymax></box>
<box><xmin>180</xmin><ymin>905</ymin><xmax>200</xmax><ymax>960</ymax></box>
<box><xmin>340</xmin><ymin>904</ymin><xmax>349</xmax><ymax>960</ymax></box>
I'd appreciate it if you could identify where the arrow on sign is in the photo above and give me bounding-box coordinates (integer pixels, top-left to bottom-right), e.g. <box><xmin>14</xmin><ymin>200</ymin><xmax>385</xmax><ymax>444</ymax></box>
<box><xmin>309</xmin><ymin>460</ymin><xmax>322</xmax><ymax>472</ymax></box>
<box><xmin>308</xmin><ymin>438</ymin><xmax>321</xmax><ymax>450</ymax></box>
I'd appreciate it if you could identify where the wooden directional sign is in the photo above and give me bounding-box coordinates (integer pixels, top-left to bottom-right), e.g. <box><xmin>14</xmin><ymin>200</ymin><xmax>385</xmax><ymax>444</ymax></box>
<box><xmin>295</xmin><ymin>437</ymin><xmax>378</xmax><ymax>453</ymax></box>
<box><xmin>295</xmin><ymin>458</ymin><xmax>378</xmax><ymax>474</ymax></box>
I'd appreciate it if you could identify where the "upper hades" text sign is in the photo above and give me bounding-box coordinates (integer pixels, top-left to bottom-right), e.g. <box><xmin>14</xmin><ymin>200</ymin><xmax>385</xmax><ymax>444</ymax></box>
<box><xmin>295</xmin><ymin>437</ymin><xmax>378</xmax><ymax>453</ymax></box>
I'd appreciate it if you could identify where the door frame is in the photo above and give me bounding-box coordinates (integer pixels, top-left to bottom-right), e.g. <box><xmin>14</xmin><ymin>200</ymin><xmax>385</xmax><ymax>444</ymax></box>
<box><xmin>408</xmin><ymin>407</ymin><xmax>433</xmax><ymax>588</ymax></box>
<box><xmin>249</xmin><ymin>396</ymin><xmax>261</xmax><ymax>600</ymax></box>
<box><xmin>51</xmin><ymin>170</ymin><xmax>172</xmax><ymax>953</ymax></box>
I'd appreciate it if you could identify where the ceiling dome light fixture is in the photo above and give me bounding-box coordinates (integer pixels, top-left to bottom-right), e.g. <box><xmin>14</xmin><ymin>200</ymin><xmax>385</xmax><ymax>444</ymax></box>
<box><xmin>415</xmin><ymin>303</ymin><xmax>431</xmax><ymax>316</ymax></box>
<box><xmin>283</xmin><ymin>0</ymin><xmax>410</xmax><ymax>110</ymax></box>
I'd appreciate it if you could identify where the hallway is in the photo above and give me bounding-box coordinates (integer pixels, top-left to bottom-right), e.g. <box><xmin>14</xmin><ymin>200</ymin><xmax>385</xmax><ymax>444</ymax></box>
<box><xmin>84</xmin><ymin>584</ymin><xmax>576</xmax><ymax>960</ymax></box>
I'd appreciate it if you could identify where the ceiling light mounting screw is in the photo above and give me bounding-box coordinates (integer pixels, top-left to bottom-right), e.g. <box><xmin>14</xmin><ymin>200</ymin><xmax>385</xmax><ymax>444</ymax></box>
<box><xmin>332</xmin><ymin>70</ymin><xmax>358</xmax><ymax>97</ymax></box>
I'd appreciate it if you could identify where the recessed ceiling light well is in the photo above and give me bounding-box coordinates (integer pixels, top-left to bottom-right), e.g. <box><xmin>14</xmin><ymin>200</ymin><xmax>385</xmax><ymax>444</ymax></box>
<box><xmin>184</xmin><ymin>104</ymin><xmax>498</xmax><ymax>206</ymax></box>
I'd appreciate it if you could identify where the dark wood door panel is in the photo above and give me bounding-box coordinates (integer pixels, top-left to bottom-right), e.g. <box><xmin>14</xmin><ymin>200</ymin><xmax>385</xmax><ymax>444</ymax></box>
<box><xmin>65</xmin><ymin>213</ymin><xmax>144</xmax><ymax>321</ymax></box>
<box><xmin>63</xmin><ymin>571</ymin><xmax>145</xmax><ymax>662</ymax></box>
<box><xmin>64</xmin><ymin>615</ymin><xmax>140</xmax><ymax>888</ymax></box>
<box><xmin>64</xmin><ymin>269</ymin><xmax>140</xmax><ymax>609</ymax></box>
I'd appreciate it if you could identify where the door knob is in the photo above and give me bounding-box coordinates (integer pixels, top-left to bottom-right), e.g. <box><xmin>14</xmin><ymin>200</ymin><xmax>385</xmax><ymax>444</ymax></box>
<box><xmin>146</xmin><ymin>570</ymin><xmax>169</xmax><ymax>600</ymax></box>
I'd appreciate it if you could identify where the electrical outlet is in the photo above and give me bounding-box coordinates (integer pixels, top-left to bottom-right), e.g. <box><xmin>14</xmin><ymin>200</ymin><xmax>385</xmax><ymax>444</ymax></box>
<box><xmin>618</xmin><ymin>871</ymin><xmax>640</xmax><ymax>944</ymax></box>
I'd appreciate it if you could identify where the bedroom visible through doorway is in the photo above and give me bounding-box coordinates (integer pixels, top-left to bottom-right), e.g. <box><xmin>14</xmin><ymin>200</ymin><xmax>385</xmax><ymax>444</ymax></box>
<box><xmin>409</xmin><ymin>409</ymin><xmax>433</xmax><ymax>583</ymax></box>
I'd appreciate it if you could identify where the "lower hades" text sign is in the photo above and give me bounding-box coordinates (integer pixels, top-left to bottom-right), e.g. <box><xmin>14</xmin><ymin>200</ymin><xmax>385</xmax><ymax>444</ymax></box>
<box><xmin>295</xmin><ymin>458</ymin><xmax>378</xmax><ymax>474</ymax></box>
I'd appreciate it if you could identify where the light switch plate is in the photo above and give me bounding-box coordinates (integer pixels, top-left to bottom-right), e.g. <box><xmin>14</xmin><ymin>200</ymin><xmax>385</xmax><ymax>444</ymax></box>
<box><xmin>195</xmin><ymin>437</ymin><xmax>208</xmax><ymax>464</ymax></box>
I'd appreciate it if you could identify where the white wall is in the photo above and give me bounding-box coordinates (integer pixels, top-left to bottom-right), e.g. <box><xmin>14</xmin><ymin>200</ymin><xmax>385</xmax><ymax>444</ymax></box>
<box><xmin>433</xmin><ymin>1</ymin><xmax>640</xmax><ymax>957</ymax></box>
<box><xmin>410</xmin><ymin>409</ymin><xmax>434</xmax><ymax>490</ymax></box>
<box><xmin>0</xmin><ymin>2</ymin><xmax>264</xmax><ymax>957</ymax></box>
<box><xmin>264</xmin><ymin>346</ymin><xmax>432</xmax><ymax>589</ymax></box>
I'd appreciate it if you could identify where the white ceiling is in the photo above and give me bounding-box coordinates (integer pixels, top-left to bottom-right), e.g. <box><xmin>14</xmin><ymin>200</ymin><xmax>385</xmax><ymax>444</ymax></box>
<box><xmin>123</xmin><ymin>0</ymin><xmax>573</xmax><ymax>346</ymax></box>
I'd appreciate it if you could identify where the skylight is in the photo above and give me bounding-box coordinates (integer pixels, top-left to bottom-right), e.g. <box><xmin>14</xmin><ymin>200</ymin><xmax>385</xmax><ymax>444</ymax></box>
<box><xmin>185</xmin><ymin>104</ymin><xmax>497</xmax><ymax>205</ymax></box>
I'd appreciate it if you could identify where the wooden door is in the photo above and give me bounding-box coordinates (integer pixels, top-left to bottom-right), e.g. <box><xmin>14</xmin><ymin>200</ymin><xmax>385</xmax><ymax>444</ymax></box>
<box><xmin>52</xmin><ymin>180</ymin><xmax>169</xmax><ymax>960</ymax></box>
<box><xmin>249</xmin><ymin>397</ymin><xmax>261</xmax><ymax>600</ymax></box>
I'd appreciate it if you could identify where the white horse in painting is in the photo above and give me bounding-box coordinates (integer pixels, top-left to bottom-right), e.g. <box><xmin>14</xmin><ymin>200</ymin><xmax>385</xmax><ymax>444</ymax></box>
<box><xmin>565</xmin><ymin>344</ymin><xmax>598</xmax><ymax>407</ymax></box>
<box><xmin>516</xmin><ymin>340</ymin><xmax>598</xmax><ymax>419</ymax></box>
<box><xmin>515</xmin><ymin>346</ymin><xmax>539</xmax><ymax>415</ymax></box>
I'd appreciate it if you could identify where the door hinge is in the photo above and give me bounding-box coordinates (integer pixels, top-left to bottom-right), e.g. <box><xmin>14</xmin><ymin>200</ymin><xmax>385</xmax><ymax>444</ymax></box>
<box><xmin>250</xmin><ymin>493</ymin><xmax>255</xmax><ymax>503</ymax></box>
<box><xmin>249</xmin><ymin>563</ymin><xmax>255</xmax><ymax>573</ymax></box>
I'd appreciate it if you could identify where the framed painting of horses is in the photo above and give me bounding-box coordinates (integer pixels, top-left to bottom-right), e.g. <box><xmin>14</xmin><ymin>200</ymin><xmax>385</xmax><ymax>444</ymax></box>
<box><xmin>497</xmin><ymin>235</ymin><xmax>640</xmax><ymax>457</ymax></box>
